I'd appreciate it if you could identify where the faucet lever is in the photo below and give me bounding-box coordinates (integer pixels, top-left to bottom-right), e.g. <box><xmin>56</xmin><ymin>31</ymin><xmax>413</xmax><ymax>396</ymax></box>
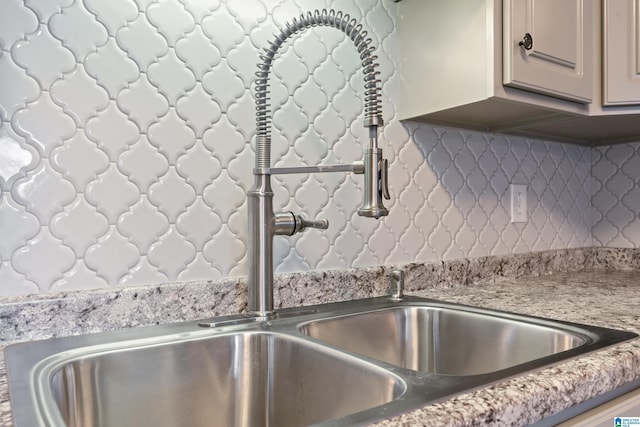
<box><xmin>274</xmin><ymin>212</ymin><xmax>329</xmax><ymax>236</ymax></box>
<box><xmin>380</xmin><ymin>158</ymin><xmax>390</xmax><ymax>200</ymax></box>
<box><xmin>298</xmin><ymin>216</ymin><xmax>329</xmax><ymax>232</ymax></box>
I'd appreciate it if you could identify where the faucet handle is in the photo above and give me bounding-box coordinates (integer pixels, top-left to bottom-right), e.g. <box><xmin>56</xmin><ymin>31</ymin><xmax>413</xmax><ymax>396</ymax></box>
<box><xmin>274</xmin><ymin>212</ymin><xmax>329</xmax><ymax>236</ymax></box>
<box><xmin>297</xmin><ymin>215</ymin><xmax>329</xmax><ymax>232</ymax></box>
<box><xmin>380</xmin><ymin>158</ymin><xmax>390</xmax><ymax>200</ymax></box>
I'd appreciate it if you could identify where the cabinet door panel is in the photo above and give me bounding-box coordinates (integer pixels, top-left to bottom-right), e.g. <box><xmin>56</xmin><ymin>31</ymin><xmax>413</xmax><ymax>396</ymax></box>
<box><xmin>604</xmin><ymin>0</ymin><xmax>640</xmax><ymax>105</ymax></box>
<box><xmin>529</xmin><ymin>0</ymin><xmax>577</xmax><ymax>68</ymax></box>
<box><xmin>504</xmin><ymin>0</ymin><xmax>594</xmax><ymax>103</ymax></box>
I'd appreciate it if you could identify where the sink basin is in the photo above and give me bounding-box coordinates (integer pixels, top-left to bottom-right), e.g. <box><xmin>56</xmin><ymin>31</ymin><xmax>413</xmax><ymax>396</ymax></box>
<box><xmin>12</xmin><ymin>331</ymin><xmax>403</xmax><ymax>427</ymax></box>
<box><xmin>299</xmin><ymin>305</ymin><xmax>587</xmax><ymax>375</ymax></box>
<box><xmin>5</xmin><ymin>296</ymin><xmax>637</xmax><ymax>427</ymax></box>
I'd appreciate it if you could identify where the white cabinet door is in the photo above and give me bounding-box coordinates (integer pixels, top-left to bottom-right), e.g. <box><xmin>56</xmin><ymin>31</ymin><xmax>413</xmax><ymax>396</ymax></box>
<box><xmin>604</xmin><ymin>0</ymin><xmax>640</xmax><ymax>105</ymax></box>
<box><xmin>503</xmin><ymin>0</ymin><xmax>594</xmax><ymax>103</ymax></box>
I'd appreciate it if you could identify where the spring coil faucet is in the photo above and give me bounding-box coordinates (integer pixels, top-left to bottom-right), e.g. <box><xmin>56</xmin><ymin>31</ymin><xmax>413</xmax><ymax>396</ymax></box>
<box><xmin>248</xmin><ymin>9</ymin><xmax>391</xmax><ymax>318</ymax></box>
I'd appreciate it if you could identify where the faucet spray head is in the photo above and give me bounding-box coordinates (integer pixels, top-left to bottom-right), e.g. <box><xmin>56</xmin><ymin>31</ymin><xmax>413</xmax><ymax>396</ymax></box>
<box><xmin>358</xmin><ymin>147</ymin><xmax>390</xmax><ymax>218</ymax></box>
<box><xmin>358</xmin><ymin>125</ymin><xmax>390</xmax><ymax>219</ymax></box>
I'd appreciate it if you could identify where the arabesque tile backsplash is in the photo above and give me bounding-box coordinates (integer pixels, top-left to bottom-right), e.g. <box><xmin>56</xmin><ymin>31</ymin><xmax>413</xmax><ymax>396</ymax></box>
<box><xmin>3</xmin><ymin>0</ymin><xmax>632</xmax><ymax>297</ymax></box>
<box><xmin>592</xmin><ymin>143</ymin><xmax>640</xmax><ymax>247</ymax></box>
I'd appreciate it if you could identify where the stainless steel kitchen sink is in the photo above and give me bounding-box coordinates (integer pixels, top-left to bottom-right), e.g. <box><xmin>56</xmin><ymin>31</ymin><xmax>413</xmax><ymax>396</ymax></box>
<box><xmin>298</xmin><ymin>306</ymin><xmax>585</xmax><ymax>375</ymax></box>
<box><xmin>5</xmin><ymin>296</ymin><xmax>637</xmax><ymax>427</ymax></box>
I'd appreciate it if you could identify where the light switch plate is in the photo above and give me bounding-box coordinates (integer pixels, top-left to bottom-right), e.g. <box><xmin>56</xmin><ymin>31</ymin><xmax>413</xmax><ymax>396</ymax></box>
<box><xmin>510</xmin><ymin>184</ymin><xmax>528</xmax><ymax>223</ymax></box>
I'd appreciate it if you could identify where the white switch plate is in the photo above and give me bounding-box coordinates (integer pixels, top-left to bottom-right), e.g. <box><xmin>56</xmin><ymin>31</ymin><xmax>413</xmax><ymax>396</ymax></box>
<box><xmin>510</xmin><ymin>184</ymin><xmax>527</xmax><ymax>223</ymax></box>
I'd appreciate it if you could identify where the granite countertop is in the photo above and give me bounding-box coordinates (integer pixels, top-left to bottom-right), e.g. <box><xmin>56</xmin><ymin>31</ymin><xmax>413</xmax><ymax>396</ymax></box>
<box><xmin>1</xmin><ymin>266</ymin><xmax>639</xmax><ymax>426</ymax></box>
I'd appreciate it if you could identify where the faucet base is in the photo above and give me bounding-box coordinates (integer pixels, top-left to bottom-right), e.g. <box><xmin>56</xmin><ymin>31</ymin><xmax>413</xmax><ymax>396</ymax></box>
<box><xmin>245</xmin><ymin>310</ymin><xmax>279</xmax><ymax>321</ymax></box>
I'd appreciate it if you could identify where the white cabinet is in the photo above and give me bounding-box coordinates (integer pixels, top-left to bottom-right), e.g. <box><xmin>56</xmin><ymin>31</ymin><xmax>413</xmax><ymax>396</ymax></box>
<box><xmin>398</xmin><ymin>0</ymin><xmax>593</xmax><ymax>137</ymax></box>
<box><xmin>504</xmin><ymin>0</ymin><xmax>594</xmax><ymax>103</ymax></box>
<box><xmin>603</xmin><ymin>0</ymin><xmax>640</xmax><ymax>105</ymax></box>
<box><xmin>397</xmin><ymin>0</ymin><xmax>640</xmax><ymax>145</ymax></box>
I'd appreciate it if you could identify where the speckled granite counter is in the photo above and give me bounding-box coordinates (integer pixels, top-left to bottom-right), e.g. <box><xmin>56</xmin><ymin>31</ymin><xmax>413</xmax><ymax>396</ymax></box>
<box><xmin>1</xmin><ymin>248</ymin><xmax>639</xmax><ymax>426</ymax></box>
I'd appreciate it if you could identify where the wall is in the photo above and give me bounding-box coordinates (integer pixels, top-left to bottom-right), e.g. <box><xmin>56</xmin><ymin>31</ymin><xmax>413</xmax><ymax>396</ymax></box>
<box><xmin>592</xmin><ymin>143</ymin><xmax>640</xmax><ymax>247</ymax></box>
<box><xmin>0</xmin><ymin>0</ymin><xmax>593</xmax><ymax>296</ymax></box>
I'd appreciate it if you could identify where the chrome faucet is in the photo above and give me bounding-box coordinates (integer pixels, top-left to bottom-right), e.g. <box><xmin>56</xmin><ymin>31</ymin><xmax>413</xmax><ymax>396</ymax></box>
<box><xmin>247</xmin><ymin>9</ymin><xmax>390</xmax><ymax>319</ymax></box>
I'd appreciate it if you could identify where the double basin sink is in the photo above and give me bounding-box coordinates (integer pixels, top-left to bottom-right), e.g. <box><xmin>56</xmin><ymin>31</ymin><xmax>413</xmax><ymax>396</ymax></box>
<box><xmin>5</xmin><ymin>296</ymin><xmax>637</xmax><ymax>426</ymax></box>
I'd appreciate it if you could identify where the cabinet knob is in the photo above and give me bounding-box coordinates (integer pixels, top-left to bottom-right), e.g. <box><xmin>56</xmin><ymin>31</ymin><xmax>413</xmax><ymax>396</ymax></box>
<box><xmin>519</xmin><ymin>33</ymin><xmax>533</xmax><ymax>50</ymax></box>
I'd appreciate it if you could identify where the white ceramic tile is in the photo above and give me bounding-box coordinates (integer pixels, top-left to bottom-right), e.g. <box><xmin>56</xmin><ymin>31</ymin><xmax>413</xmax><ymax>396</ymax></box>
<box><xmin>202</xmin><ymin>116</ymin><xmax>244</xmax><ymax>166</ymax></box>
<box><xmin>147</xmin><ymin>167</ymin><xmax>196</xmax><ymax>222</ymax></box>
<box><xmin>84</xmin><ymin>226</ymin><xmax>141</xmax><ymax>284</ymax></box>
<box><xmin>116</xmin><ymin>76</ymin><xmax>169</xmax><ymax>132</ymax></box>
<box><xmin>50</xmin><ymin>65</ymin><xmax>110</xmax><ymax>125</ymax></box>
<box><xmin>203</xmin><ymin>170</ymin><xmax>245</xmax><ymax>222</ymax></box>
<box><xmin>85</xmin><ymin>164</ymin><xmax>140</xmax><ymax>222</ymax></box>
<box><xmin>146</xmin><ymin>109</ymin><xmax>194</xmax><ymax>163</ymax></box>
<box><xmin>333</xmin><ymin>226</ymin><xmax>364</xmax><ymax>267</ymax></box>
<box><xmin>49</xmin><ymin>1</ymin><xmax>109</xmax><ymax>62</ymax></box>
<box><xmin>147</xmin><ymin>50</ymin><xmax>196</xmax><ymax>105</ymax></box>
<box><xmin>175</xmin><ymin>140</ymin><xmax>221</xmax><ymax>192</ymax></box>
<box><xmin>0</xmin><ymin>0</ymin><xmax>39</xmax><ymax>50</ymax></box>
<box><xmin>175</xmin><ymin>83</ymin><xmax>221</xmax><ymax>138</ymax></box>
<box><xmin>115</xmin><ymin>14</ymin><xmax>168</xmax><ymax>72</ymax></box>
<box><xmin>0</xmin><ymin>50</ymin><xmax>40</xmax><ymax>121</ymax></box>
<box><xmin>0</xmin><ymin>126</ymin><xmax>36</xmax><ymax>185</ymax></box>
<box><xmin>203</xmin><ymin>225</ymin><xmax>246</xmax><ymax>276</ymax></box>
<box><xmin>116</xmin><ymin>198</ymin><xmax>169</xmax><ymax>251</ymax></box>
<box><xmin>148</xmin><ymin>228</ymin><xmax>196</xmax><ymax>279</ymax></box>
<box><xmin>50</xmin><ymin>195</ymin><xmax>109</xmax><ymax>254</ymax></box>
<box><xmin>50</xmin><ymin>131</ymin><xmax>110</xmax><ymax>190</ymax></box>
<box><xmin>12</xmin><ymin>228</ymin><xmax>76</xmax><ymax>290</ymax></box>
<box><xmin>12</xmin><ymin>26</ymin><xmax>76</xmax><ymax>91</ymax></box>
<box><xmin>226</xmin><ymin>144</ymin><xmax>254</xmax><ymax>191</ymax></box>
<box><xmin>84</xmin><ymin>39</ymin><xmax>140</xmax><ymax>99</ymax></box>
<box><xmin>146</xmin><ymin>1</ymin><xmax>195</xmax><ymax>47</ymax></box>
<box><xmin>176</xmin><ymin>197</ymin><xmax>222</xmax><ymax>250</ymax></box>
<box><xmin>117</xmin><ymin>136</ymin><xmax>169</xmax><ymax>191</ymax></box>
<box><xmin>175</xmin><ymin>26</ymin><xmax>222</xmax><ymax>80</ymax></box>
<box><xmin>200</xmin><ymin>9</ymin><xmax>245</xmax><ymax>57</ymax></box>
<box><xmin>225</xmin><ymin>91</ymin><xmax>254</xmax><ymax>141</ymax></box>
<box><xmin>85</xmin><ymin>102</ymin><xmax>139</xmax><ymax>160</ymax></box>
<box><xmin>12</xmin><ymin>93</ymin><xmax>77</xmax><ymax>156</ymax></box>
<box><xmin>202</xmin><ymin>61</ymin><xmax>245</xmax><ymax>112</ymax></box>
<box><xmin>84</xmin><ymin>0</ymin><xmax>139</xmax><ymax>37</ymax></box>
<box><xmin>12</xmin><ymin>161</ymin><xmax>76</xmax><ymax>223</ymax></box>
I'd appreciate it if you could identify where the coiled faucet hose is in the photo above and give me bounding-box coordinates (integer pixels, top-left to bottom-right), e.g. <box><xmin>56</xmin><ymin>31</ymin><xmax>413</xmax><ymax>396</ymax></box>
<box><xmin>254</xmin><ymin>9</ymin><xmax>383</xmax><ymax>169</ymax></box>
